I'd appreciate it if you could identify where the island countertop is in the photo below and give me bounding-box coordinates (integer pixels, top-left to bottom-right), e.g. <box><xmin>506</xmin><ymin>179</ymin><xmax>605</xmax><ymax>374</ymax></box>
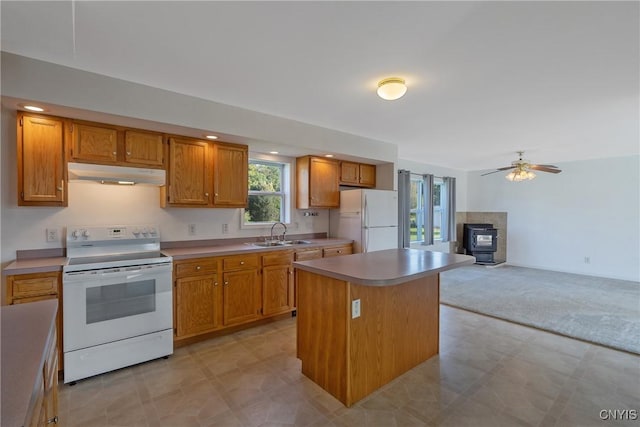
<box><xmin>1</xmin><ymin>299</ymin><xmax>58</xmax><ymax>427</ymax></box>
<box><xmin>293</xmin><ymin>248</ymin><xmax>475</xmax><ymax>286</ymax></box>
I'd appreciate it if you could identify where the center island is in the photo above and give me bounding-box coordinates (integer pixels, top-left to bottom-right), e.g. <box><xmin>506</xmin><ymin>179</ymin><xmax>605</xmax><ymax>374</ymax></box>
<box><xmin>293</xmin><ymin>248</ymin><xmax>475</xmax><ymax>407</ymax></box>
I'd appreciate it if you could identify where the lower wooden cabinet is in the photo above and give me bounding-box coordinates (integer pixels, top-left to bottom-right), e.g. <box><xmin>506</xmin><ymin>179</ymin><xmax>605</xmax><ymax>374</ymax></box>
<box><xmin>322</xmin><ymin>244</ymin><xmax>354</xmax><ymax>257</ymax></box>
<box><xmin>175</xmin><ymin>274</ymin><xmax>219</xmax><ymax>337</ymax></box>
<box><xmin>172</xmin><ymin>243</ymin><xmax>352</xmax><ymax>343</ymax></box>
<box><xmin>262</xmin><ymin>251</ymin><xmax>294</xmax><ymax>316</ymax></box>
<box><xmin>222</xmin><ymin>254</ymin><xmax>260</xmax><ymax>326</ymax></box>
<box><xmin>174</xmin><ymin>258</ymin><xmax>219</xmax><ymax>338</ymax></box>
<box><xmin>6</xmin><ymin>272</ymin><xmax>63</xmax><ymax>371</ymax></box>
<box><xmin>41</xmin><ymin>327</ymin><xmax>59</xmax><ymax>426</ymax></box>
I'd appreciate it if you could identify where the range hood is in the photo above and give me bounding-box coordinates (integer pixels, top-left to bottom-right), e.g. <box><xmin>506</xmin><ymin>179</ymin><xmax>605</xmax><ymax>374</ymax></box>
<box><xmin>68</xmin><ymin>162</ymin><xmax>166</xmax><ymax>186</ymax></box>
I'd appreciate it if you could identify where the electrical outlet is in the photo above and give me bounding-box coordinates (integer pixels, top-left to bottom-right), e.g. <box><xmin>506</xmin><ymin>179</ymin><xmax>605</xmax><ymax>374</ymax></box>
<box><xmin>46</xmin><ymin>228</ymin><xmax>58</xmax><ymax>242</ymax></box>
<box><xmin>188</xmin><ymin>224</ymin><xmax>196</xmax><ymax>236</ymax></box>
<box><xmin>222</xmin><ymin>223</ymin><xmax>229</xmax><ymax>234</ymax></box>
<box><xmin>352</xmin><ymin>299</ymin><xmax>361</xmax><ymax>319</ymax></box>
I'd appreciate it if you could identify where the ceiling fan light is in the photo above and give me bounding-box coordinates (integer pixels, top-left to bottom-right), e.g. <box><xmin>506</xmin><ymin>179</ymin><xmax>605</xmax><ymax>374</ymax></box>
<box><xmin>377</xmin><ymin>78</ymin><xmax>407</xmax><ymax>100</ymax></box>
<box><xmin>505</xmin><ymin>171</ymin><xmax>516</xmax><ymax>181</ymax></box>
<box><xmin>526</xmin><ymin>171</ymin><xmax>536</xmax><ymax>180</ymax></box>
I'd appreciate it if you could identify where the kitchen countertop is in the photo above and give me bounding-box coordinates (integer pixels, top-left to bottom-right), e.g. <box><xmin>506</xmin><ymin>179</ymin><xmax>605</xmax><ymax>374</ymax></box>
<box><xmin>1</xmin><ymin>299</ymin><xmax>58</xmax><ymax>427</ymax></box>
<box><xmin>160</xmin><ymin>238</ymin><xmax>352</xmax><ymax>260</ymax></box>
<box><xmin>2</xmin><ymin>238</ymin><xmax>353</xmax><ymax>274</ymax></box>
<box><xmin>294</xmin><ymin>248</ymin><xmax>475</xmax><ymax>286</ymax></box>
<box><xmin>2</xmin><ymin>256</ymin><xmax>68</xmax><ymax>276</ymax></box>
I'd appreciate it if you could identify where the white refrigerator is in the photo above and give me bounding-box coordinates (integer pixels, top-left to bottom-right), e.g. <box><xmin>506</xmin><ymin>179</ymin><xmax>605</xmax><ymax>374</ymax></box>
<box><xmin>329</xmin><ymin>189</ymin><xmax>399</xmax><ymax>253</ymax></box>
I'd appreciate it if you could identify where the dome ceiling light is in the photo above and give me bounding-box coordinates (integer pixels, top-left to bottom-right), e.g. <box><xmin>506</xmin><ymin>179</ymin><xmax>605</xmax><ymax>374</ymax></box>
<box><xmin>377</xmin><ymin>77</ymin><xmax>407</xmax><ymax>101</ymax></box>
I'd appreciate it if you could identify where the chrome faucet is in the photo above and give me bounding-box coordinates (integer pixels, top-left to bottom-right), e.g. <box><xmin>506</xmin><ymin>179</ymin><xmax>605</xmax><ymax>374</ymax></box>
<box><xmin>270</xmin><ymin>222</ymin><xmax>287</xmax><ymax>242</ymax></box>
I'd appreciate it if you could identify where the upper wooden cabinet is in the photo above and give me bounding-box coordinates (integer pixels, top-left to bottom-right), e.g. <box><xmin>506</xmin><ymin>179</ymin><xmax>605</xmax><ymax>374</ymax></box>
<box><xmin>70</xmin><ymin>123</ymin><xmax>118</xmax><ymax>163</ymax></box>
<box><xmin>165</xmin><ymin>137</ymin><xmax>211</xmax><ymax>206</ymax></box>
<box><xmin>68</xmin><ymin>120</ymin><xmax>165</xmax><ymax>169</ymax></box>
<box><xmin>17</xmin><ymin>113</ymin><xmax>67</xmax><ymax>207</ymax></box>
<box><xmin>163</xmin><ymin>138</ymin><xmax>248</xmax><ymax>208</ymax></box>
<box><xmin>212</xmin><ymin>143</ymin><xmax>248</xmax><ymax>207</ymax></box>
<box><xmin>296</xmin><ymin>156</ymin><xmax>340</xmax><ymax>209</ymax></box>
<box><xmin>124</xmin><ymin>130</ymin><xmax>164</xmax><ymax>167</ymax></box>
<box><xmin>340</xmin><ymin>161</ymin><xmax>376</xmax><ymax>188</ymax></box>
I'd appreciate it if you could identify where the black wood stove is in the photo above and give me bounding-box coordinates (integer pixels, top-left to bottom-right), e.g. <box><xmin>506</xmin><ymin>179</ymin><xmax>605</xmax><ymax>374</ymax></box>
<box><xmin>462</xmin><ymin>223</ymin><xmax>498</xmax><ymax>264</ymax></box>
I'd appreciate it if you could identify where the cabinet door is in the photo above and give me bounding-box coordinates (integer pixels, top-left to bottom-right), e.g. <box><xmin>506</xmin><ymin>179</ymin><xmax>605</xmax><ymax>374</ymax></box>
<box><xmin>43</xmin><ymin>329</ymin><xmax>58</xmax><ymax>426</ymax></box>
<box><xmin>124</xmin><ymin>130</ymin><xmax>164</xmax><ymax>167</ymax></box>
<box><xmin>175</xmin><ymin>274</ymin><xmax>218</xmax><ymax>337</ymax></box>
<box><xmin>223</xmin><ymin>269</ymin><xmax>260</xmax><ymax>325</ymax></box>
<box><xmin>359</xmin><ymin>164</ymin><xmax>376</xmax><ymax>187</ymax></box>
<box><xmin>71</xmin><ymin>123</ymin><xmax>118</xmax><ymax>163</ymax></box>
<box><xmin>18</xmin><ymin>114</ymin><xmax>66</xmax><ymax>206</ymax></box>
<box><xmin>167</xmin><ymin>138</ymin><xmax>211</xmax><ymax>205</ymax></box>
<box><xmin>213</xmin><ymin>144</ymin><xmax>248</xmax><ymax>207</ymax></box>
<box><xmin>340</xmin><ymin>161</ymin><xmax>359</xmax><ymax>185</ymax></box>
<box><xmin>262</xmin><ymin>265</ymin><xmax>293</xmax><ymax>316</ymax></box>
<box><xmin>309</xmin><ymin>157</ymin><xmax>340</xmax><ymax>208</ymax></box>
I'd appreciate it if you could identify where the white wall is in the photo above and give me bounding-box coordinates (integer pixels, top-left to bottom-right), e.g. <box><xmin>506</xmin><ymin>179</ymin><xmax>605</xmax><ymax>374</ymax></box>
<box><xmin>467</xmin><ymin>155</ymin><xmax>640</xmax><ymax>281</ymax></box>
<box><xmin>397</xmin><ymin>159</ymin><xmax>468</xmax><ymax>252</ymax></box>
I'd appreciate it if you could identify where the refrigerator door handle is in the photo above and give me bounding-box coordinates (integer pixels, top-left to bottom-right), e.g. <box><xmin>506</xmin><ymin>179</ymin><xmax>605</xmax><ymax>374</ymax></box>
<box><xmin>364</xmin><ymin>226</ymin><xmax>369</xmax><ymax>253</ymax></box>
<box><xmin>364</xmin><ymin>195</ymin><xmax>368</xmax><ymax>228</ymax></box>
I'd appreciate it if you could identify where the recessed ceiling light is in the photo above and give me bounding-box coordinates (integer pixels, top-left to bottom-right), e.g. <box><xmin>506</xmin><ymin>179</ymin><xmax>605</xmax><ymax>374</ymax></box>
<box><xmin>325</xmin><ymin>154</ymin><xmax>334</xmax><ymax>158</ymax></box>
<box><xmin>377</xmin><ymin>77</ymin><xmax>407</xmax><ymax>101</ymax></box>
<box><xmin>269</xmin><ymin>151</ymin><xmax>279</xmax><ymax>154</ymax></box>
<box><xmin>205</xmin><ymin>135</ymin><xmax>218</xmax><ymax>140</ymax></box>
<box><xmin>24</xmin><ymin>105</ymin><xmax>45</xmax><ymax>112</ymax></box>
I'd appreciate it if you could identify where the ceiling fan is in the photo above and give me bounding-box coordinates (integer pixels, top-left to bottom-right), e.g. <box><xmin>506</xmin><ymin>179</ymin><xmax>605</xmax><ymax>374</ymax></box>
<box><xmin>481</xmin><ymin>151</ymin><xmax>562</xmax><ymax>181</ymax></box>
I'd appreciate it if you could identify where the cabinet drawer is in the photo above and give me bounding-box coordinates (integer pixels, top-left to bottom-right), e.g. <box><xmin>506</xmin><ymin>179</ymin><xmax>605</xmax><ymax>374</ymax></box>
<box><xmin>262</xmin><ymin>250</ymin><xmax>293</xmax><ymax>267</ymax></box>
<box><xmin>9</xmin><ymin>274</ymin><xmax>59</xmax><ymax>299</ymax></box>
<box><xmin>295</xmin><ymin>248</ymin><xmax>323</xmax><ymax>261</ymax></box>
<box><xmin>175</xmin><ymin>258</ymin><xmax>217</xmax><ymax>277</ymax></box>
<box><xmin>323</xmin><ymin>245</ymin><xmax>353</xmax><ymax>257</ymax></box>
<box><xmin>222</xmin><ymin>254</ymin><xmax>258</xmax><ymax>270</ymax></box>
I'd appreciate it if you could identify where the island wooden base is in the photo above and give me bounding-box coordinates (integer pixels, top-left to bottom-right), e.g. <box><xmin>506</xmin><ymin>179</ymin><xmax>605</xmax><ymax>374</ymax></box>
<box><xmin>296</xmin><ymin>270</ymin><xmax>440</xmax><ymax>407</ymax></box>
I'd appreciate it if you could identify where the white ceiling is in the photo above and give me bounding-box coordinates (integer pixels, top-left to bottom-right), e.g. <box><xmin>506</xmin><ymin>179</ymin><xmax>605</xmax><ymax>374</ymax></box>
<box><xmin>1</xmin><ymin>1</ymin><xmax>638</xmax><ymax>171</ymax></box>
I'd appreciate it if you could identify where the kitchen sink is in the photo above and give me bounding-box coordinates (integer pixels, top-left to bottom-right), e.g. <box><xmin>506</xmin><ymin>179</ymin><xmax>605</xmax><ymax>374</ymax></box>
<box><xmin>251</xmin><ymin>240</ymin><xmax>311</xmax><ymax>247</ymax></box>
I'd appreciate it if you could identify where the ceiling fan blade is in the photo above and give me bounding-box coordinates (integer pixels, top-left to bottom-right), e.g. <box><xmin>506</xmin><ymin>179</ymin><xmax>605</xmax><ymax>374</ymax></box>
<box><xmin>536</xmin><ymin>164</ymin><xmax>559</xmax><ymax>168</ymax></box>
<box><xmin>481</xmin><ymin>167</ymin><xmax>514</xmax><ymax>176</ymax></box>
<box><xmin>529</xmin><ymin>165</ymin><xmax>562</xmax><ymax>173</ymax></box>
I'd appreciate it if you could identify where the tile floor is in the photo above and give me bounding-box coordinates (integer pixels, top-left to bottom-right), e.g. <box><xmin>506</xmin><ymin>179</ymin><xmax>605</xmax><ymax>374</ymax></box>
<box><xmin>58</xmin><ymin>306</ymin><xmax>640</xmax><ymax>426</ymax></box>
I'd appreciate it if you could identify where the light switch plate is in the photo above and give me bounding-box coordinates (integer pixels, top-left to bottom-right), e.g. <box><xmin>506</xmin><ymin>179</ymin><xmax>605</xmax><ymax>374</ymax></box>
<box><xmin>352</xmin><ymin>299</ymin><xmax>361</xmax><ymax>319</ymax></box>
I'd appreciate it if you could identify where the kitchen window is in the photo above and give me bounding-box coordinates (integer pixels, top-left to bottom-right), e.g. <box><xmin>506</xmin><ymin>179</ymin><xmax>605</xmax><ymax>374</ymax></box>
<box><xmin>244</xmin><ymin>158</ymin><xmax>291</xmax><ymax>225</ymax></box>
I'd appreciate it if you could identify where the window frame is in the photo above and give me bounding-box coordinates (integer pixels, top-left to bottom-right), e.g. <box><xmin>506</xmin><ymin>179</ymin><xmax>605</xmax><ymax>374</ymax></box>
<box><xmin>241</xmin><ymin>155</ymin><xmax>292</xmax><ymax>229</ymax></box>
<box><xmin>409</xmin><ymin>176</ymin><xmax>445</xmax><ymax>244</ymax></box>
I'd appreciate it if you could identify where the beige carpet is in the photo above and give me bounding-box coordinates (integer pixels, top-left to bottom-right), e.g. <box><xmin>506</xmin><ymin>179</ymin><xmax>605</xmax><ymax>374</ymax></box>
<box><xmin>440</xmin><ymin>265</ymin><xmax>640</xmax><ymax>354</ymax></box>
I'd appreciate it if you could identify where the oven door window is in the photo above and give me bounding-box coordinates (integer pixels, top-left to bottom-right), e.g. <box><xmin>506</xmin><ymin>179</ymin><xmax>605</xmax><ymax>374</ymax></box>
<box><xmin>86</xmin><ymin>279</ymin><xmax>156</xmax><ymax>324</ymax></box>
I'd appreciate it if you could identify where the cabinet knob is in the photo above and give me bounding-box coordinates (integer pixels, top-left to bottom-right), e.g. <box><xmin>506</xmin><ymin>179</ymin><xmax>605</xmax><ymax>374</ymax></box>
<box><xmin>196</xmin><ymin>266</ymin><xmax>201</xmax><ymax>270</ymax></box>
<box><xmin>224</xmin><ymin>281</ymin><xmax>229</xmax><ymax>285</ymax></box>
<box><xmin>47</xmin><ymin>415</ymin><xmax>59</xmax><ymax>424</ymax></box>
<box><xmin>127</xmin><ymin>151</ymin><xmax>131</xmax><ymax>156</ymax></box>
<box><xmin>215</xmin><ymin>193</ymin><xmax>219</xmax><ymax>197</ymax></box>
<box><xmin>337</xmin><ymin>250</ymin><xmax>342</xmax><ymax>253</ymax></box>
<box><xmin>56</xmin><ymin>187</ymin><xmax>63</xmax><ymax>191</ymax></box>
<box><xmin>214</xmin><ymin>282</ymin><xmax>218</xmax><ymax>286</ymax></box>
<box><xmin>240</xmin><ymin>261</ymin><xmax>245</xmax><ymax>265</ymax></box>
<box><xmin>205</xmin><ymin>193</ymin><xmax>209</xmax><ymax>197</ymax></box>
<box><xmin>112</xmin><ymin>151</ymin><xmax>117</xmax><ymax>156</ymax></box>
